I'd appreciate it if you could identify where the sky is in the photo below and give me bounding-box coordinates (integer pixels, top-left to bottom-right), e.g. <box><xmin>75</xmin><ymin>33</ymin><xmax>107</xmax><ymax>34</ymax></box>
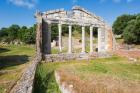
<box><xmin>0</xmin><ymin>0</ymin><xmax>140</xmax><ymax>28</ymax></box>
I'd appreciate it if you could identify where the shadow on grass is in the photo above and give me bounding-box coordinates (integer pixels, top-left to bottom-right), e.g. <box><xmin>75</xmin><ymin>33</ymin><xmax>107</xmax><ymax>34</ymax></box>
<box><xmin>0</xmin><ymin>48</ymin><xmax>10</xmax><ymax>54</ymax></box>
<box><xmin>0</xmin><ymin>55</ymin><xmax>29</xmax><ymax>70</ymax></box>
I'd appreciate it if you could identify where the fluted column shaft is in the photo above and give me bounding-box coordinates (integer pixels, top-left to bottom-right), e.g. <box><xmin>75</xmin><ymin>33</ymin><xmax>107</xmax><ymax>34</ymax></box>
<box><xmin>68</xmin><ymin>25</ymin><xmax>72</xmax><ymax>53</ymax></box>
<box><xmin>90</xmin><ymin>26</ymin><xmax>93</xmax><ymax>53</ymax></box>
<box><xmin>81</xmin><ymin>26</ymin><xmax>86</xmax><ymax>53</ymax></box>
<box><xmin>58</xmin><ymin>24</ymin><xmax>62</xmax><ymax>52</ymax></box>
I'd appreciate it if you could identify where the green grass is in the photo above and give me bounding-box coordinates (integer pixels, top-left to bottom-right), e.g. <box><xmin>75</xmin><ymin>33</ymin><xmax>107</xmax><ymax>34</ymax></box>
<box><xmin>0</xmin><ymin>44</ymin><xmax>35</xmax><ymax>93</ymax></box>
<box><xmin>75</xmin><ymin>57</ymin><xmax>140</xmax><ymax>80</ymax></box>
<box><xmin>33</xmin><ymin>63</ymin><xmax>62</xmax><ymax>93</ymax></box>
<box><xmin>34</xmin><ymin>56</ymin><xmax>140</xmax><ymax>93</ymax></box>
<box><xmin>0</xmin><ymin>45</ymin><xmax>35</xmax><ymax>56</ymax></box>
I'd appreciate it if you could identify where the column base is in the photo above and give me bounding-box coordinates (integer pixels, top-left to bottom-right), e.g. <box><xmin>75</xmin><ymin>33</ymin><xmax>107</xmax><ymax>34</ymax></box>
<box><xmin>80</xmin><ymin>52</ymin><xmax>86</xmax><ymax>54</ymax></box>
<box><xmin>67</xmin><ymin>52</ymin><xmax>72</xmax><ymax>54</ymax></box>
<box><xmin>89</xmin><ymin>52</ymin><xmax>94</xmax><ymax>54</ymax></box>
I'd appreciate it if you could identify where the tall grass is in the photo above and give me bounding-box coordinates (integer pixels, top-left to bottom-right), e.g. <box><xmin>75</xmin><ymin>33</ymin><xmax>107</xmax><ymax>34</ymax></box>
<box><xmin>33</xmin><ymin>63</ymin><xmax>61</xmax><ymax>93</ymax></box>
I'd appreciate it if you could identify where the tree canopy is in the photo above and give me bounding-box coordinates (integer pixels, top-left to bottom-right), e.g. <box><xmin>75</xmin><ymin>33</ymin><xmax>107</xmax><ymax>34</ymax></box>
<box><xmin>113</xmin><ymin>14</ymin><xmax>140</xmax><ymax>44</ymax></box>
<box><xmin>0</xmin><ymin>24</ymin><xmax>36</xmax><ymax>44</ymax></box>
<box><xmin>113</xmin><ymin>14</ymin><xmax>136</xmax><ymax>35</ymax></box>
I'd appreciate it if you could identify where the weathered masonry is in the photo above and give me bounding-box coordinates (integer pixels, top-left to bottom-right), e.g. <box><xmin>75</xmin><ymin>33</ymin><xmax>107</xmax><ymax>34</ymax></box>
<box><xmin>35</xmin><ymin>6</ymin><xmax>116</xmax><ymax>57</ymax></box>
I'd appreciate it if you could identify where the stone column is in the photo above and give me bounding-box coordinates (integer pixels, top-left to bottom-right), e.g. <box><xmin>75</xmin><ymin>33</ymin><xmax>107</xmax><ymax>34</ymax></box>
<box><xmin>68</xmin><ymin>25</ymin><xmax>72</xmax><ymax>53</ymax></box>
<box><xmin>58</xmin><ymin>23</ymin><xmax>62</xmax><ymax>52</ymax></box>
<box><xmin>98</xmin><ymin>27</ymin><xmax>106</xmax><ymax>52</ymax></box>
<box><xmin>81</xmin><ymin>26</ymin><xmax>86</xmax><ymax>53</ymax></box>
<box><xmin>90</xmin><ymin>26</ymin><xmax>93</xmax><ymax>53</ymax></box>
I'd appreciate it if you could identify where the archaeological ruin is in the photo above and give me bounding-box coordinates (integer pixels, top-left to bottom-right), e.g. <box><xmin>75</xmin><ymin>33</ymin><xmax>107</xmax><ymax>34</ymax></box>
<box><xmin>35</xmin><ymin>6</ymin><xmax>116</xmax><ymax>58</ymax></box>
<box><xmin>9</xmin><ymin>6</ymin><xmax>117</xmax><ymax>93</ymax></box>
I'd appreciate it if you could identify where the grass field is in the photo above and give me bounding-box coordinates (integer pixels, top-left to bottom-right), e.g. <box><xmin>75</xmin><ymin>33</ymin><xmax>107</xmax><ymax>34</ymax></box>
<box><xmin>1</xmin><ymin>43</ymin><xmax>140</xmax><ymax>93</ymax></box>
<box><xmin>34</xmin><ymin>56</ymin><xmax>140</xmax><ymax>93</ymax></box>
<box><xmin>0</xmin><ymin>44</ymin><xmax>35</xmax><ymax>93</ymax></box>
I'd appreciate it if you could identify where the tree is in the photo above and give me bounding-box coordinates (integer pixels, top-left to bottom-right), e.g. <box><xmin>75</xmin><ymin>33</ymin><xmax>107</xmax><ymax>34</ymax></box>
<box><xmin>113</xmin><ymin>14</ymin><xmax>136</xmax><ymax>35</ymax></box>
<box><xmin>123</xmin><ymin>20</ymin><xmax>136</xmax><ymax>44</ymax></box>
<box><xmin>8</xmin><ymin>24</ymin><xmax>20</xmax><ymax>40</ymax></box>
<box><xmin>123</xmin><ymin>15</ymin><xmax>140</xmax><ymax>44</ymax></box>
<box><xmin>0</xmin><ymin>28</ymin><xmax>8</xmax><ymax>37</ymax></box>
<box><xmin>51</xmin><ymin>24</ymin><xmax>58</xmax><ymax>41</ymax></box>
<box><xmin>22</xmin><ymin>25</ymin><xmax>36</xmax><ymax>44</ymax></box>
<box><xmin>18</xmin><ymin>26</ymin><xmax>28</xmax><ymax>41</ymax></box>
<box><xmin>133</xmin><ymin>15</ymin><xmax>140</xmax><ymax>43</ymax></box>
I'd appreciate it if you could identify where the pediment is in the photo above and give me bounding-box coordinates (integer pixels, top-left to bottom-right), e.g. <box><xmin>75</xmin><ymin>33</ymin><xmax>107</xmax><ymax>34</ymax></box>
<box><xmin>40</xmin><ymin>6</ymin><xmax>105</xmax><ymax>26</ymax></box>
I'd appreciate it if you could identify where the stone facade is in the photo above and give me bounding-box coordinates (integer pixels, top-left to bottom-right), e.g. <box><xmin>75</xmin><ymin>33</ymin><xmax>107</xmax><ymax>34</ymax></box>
<box><xmin>35</xmin><ymin>6</ymin><xmax>116</xmax><ymax>57</ymax></box>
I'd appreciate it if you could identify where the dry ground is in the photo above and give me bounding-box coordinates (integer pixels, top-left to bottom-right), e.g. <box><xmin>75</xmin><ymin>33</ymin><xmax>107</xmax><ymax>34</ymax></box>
<box><xmin>35</xmin><ymin>56</ymin><xmax>140</xmax><ymax>93</ymax></box>
<box><xmin>57</xmin><ymin>58</ymin><xmax>140</xmax><ymax>93</ymax></box>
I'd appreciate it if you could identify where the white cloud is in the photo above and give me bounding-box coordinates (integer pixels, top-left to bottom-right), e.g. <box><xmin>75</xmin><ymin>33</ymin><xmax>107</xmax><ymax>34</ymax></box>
<box><xmin>8</xmin><ymin>0</ymin><xmax>37</xmax><ymax>9</ymax></box>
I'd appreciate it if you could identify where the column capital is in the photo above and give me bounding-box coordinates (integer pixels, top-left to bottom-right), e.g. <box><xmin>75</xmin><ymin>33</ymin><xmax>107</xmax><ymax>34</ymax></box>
<box><xmin>90</xmin><ymin>25</ymin><xmax>94</xmax><ymax>28</ymax></box>
<box><xmin>69</xmin><ymin>24</ymin><xmax>72</xmax><ymax>26</ymax></box>
<box><xmin>68</xmin><ymin>25</ymin><xmax>72</xmax><ymax>27</ymax></box>
<box><xmin>90</xmin><ymin>26</ymin><xmax>93</xmax><ymax>31</ymax></box>
<box><xmin>58</xmin><ymin>21</ymin><xmax>63</xmax><ymax>25</ymax></box>
<box><xmin>82</xmin><ymin>25</ymin><xmax>85</xmax><ymax>26</ymax></box>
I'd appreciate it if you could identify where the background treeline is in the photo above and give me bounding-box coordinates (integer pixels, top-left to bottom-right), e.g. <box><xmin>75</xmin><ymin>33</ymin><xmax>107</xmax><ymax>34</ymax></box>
<box><xmin>113</xmin><ymin>14</ymin><xmax>140</xmax><ymax>44</ymax></box>
<box><xmin>0</xmin><ymin>24</ymin><xmax>97</xmax><ymax>44</ymax></box>
<box><xmin>0</xmin><ymin>25</ymin><xmax>36</xmax><ymax>44</ymax></box>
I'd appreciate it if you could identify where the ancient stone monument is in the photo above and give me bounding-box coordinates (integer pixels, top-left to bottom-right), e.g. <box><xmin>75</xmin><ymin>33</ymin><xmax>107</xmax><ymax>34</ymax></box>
<box><xmin>35</xmin><ymin>6</ymin><xmax>116</xmax><ymax>58</ymax></box>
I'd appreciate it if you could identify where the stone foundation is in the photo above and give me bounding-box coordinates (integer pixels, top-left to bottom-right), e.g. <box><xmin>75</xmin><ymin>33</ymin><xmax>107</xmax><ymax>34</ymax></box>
<box><xmin>44</xmin><ymin>52</ymin><xmax>112</xmax><ymax>63</ymax></box>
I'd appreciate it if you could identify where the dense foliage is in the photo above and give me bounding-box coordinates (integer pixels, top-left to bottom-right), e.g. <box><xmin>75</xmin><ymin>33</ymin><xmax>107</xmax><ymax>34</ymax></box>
<box><xmin>113</xmin><ymin>14</ymin><xmax>140</xmax><ymax>44</ymax></box>
<box><xmin>0</xmin><ymin>24</ymin><xmax>36</xmax><ymax>44</ymax></box>
<box><xmin>113</xmin><ymin>14</ymin><xmax>136</xmax><ymax>35</ymax></box>
<box><xmin>0</xmin><ymin>24</ymin><xmax>96</xmax><ymax>44</ymax></box>
<box><xmin>123</xmin><ymin>16</ymin><xmax>140</xmax><ymax>44</ymax></box>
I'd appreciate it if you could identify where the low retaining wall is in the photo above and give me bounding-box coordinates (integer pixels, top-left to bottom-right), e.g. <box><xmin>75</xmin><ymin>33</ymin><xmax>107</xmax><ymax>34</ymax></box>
<box><xmin>44</xmin><ymin>52</ymin><xmax>112</xmax><ymax>63</ymax></box>
<box><xmin>10</xmin><ymin>56</ymin><xmax>41</xmax><ymax>93</ymax></box>
<box><xmin>45</xmin><ymin>53</ymin><xmax>82</xmax><ymax>62</ymax></box>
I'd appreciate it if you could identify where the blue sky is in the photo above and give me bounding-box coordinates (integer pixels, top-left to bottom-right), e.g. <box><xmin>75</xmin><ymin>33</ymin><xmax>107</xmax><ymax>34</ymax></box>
<box><xmin>0</xmin><ymin>0</ymin><xmax>140</xmax><ymax>28</ymax></box>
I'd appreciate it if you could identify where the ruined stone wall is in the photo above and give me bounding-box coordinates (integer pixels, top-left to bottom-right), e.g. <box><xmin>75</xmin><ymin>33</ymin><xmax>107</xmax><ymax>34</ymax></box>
<box><xmin>9</xmin><ymin>57</ymin><xmax>41</xmax><ymax>93</ymax></box>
